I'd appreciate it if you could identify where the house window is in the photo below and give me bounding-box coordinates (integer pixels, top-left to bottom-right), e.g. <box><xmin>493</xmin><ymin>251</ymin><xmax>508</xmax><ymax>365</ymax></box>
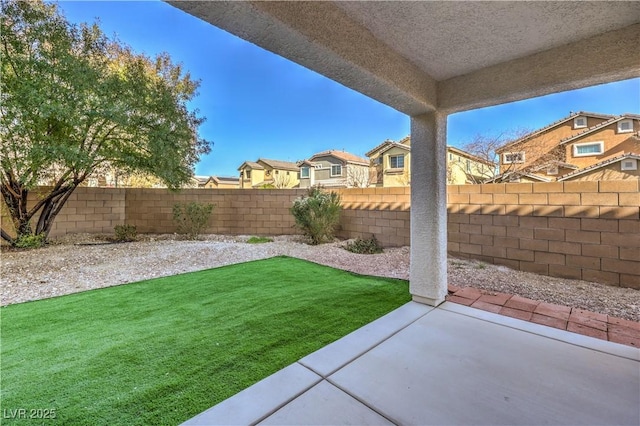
<box><xmin>573</xmin><ymin>141</ymin><xmax>604</xmax><ymax>157</ymax></box>
<box><xmin>245</xmin><ymin>170</ymin><xmax>251</xmax><ymax>179</ymax></box>
<box><xmin>574</xmin><ymin>116</ymin><xmax>587</xmax><ymax>129</ymax></box>
<box><xmin>618</xmin><ymin>119</ymin><xmax>633</xmax><ymax>133</ymax></box>
<box><xmin>300</xmin><ymin>167</ymin><xmax>310</xmax><ymax>178</ymax></box>
<box><xmin>466</xmin><ymin>159</ymin><xmax>471</xmax><ymax>172</ymax></box>
<box><xmin>265</xmin><ymin>169</ymin><xmax>271</xmax><ymax>177</ymax></box>
<box><xmin>448</xmin><ymin>153</ymin><xmax>453</xmax><ymax>161</ymax></box>
<box><xmin>503</xmin><ymin>152</ymin><xmax>525</xmax><ymax>164</ymax></box>
<box><xmin>389</xmin><ymin>155</ymin><xmax>404</xmax><ymax>169</ymax></box>
<box><xmin>331</xmin><ymin>164</ymin><xmax>342</xmax><ymax>176</ymax></box>
<box><xmin>621</xmin><ymin>159</ymin><xmax>638</xmax><ymax>171</ymax></box>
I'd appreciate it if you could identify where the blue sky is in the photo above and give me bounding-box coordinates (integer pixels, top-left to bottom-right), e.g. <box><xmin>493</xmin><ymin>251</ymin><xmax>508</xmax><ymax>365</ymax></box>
<box><xmin>56</xmin><ymin>1</ymin><xmax>640</xmax><ymax>178</ymax></box>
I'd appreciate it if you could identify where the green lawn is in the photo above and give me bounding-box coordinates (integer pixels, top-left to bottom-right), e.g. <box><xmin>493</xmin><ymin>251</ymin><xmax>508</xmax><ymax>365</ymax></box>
<box><xmin>1</xmin><ymin>256</ymin><xmax>410</xmax><ymax>425</ymax></box>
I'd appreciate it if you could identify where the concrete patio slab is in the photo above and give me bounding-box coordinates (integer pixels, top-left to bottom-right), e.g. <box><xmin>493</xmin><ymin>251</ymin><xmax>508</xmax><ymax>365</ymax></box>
<box><xmin>182</xmin><ymin>363</ymin><xmax>321</xmax><ymax>425</ymax></box>
<box><xmin>259</xmin><ymin>380</ymin><xmax>393</xmax><ymax>425</ymax></box>
<box><xmin>182</xmin><ymin>302</ymin><xmax>640</xmax><ymax>426</ymax></box>
<box><xmin>330</xmin><ymin>306</ymin><xmax>639</xmax><ymax>425</ymax></box>
<box><xmin>300</xmin><ymin>302</ymin><xmax>432</xmax><ymax>377</ymax></box>
<box><xmin>440</xmin><ymin>302</ymin><xmax>639</xmax><ymax>361</ymax></box>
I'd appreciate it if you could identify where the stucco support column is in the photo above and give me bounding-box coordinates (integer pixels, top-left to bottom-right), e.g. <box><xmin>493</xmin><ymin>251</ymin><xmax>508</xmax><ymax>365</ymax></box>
<box><xmin>410</xmin><ymin>111</ymin><xmax>448</xmax><ymax>306</ymax></box>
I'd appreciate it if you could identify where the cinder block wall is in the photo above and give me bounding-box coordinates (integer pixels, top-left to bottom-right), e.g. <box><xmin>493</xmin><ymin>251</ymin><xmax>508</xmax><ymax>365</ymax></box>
<box><xmin>0</xmin><ymin>187</ymin><xmax>126</xmax><ymax>238</ymax></box>
<box><xmin>2</xmin><ymin>182</ymin><xmax>638</xmax><ymax>288</ymax></box>
<box><xmin>334</xmin><ymin>187</ymin><xmax>410</xmax><ymax>247</ymax></box>
<box><xmin>124</xmin><ymin>188</ymin><xmax>306</xmax><ymax>235</ymax></box>
<box><xmin>447</xmin><ymin>180</ymin><xmax>639</xmax><ymax>288</ymax></box>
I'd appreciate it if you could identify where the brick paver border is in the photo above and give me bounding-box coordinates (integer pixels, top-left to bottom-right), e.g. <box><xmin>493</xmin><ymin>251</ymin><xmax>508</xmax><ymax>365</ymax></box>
<box><xmin>447</xmin><ymin>285</ymin><xmax>640</xmax><ymax>348</ymax></box>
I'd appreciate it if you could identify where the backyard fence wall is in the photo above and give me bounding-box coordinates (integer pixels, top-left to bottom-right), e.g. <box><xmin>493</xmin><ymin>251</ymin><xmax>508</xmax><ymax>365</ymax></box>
<box><xmin>2</xmin><ymin>181</ymin><xmax>638</xmax><ymax>288</ymax></box>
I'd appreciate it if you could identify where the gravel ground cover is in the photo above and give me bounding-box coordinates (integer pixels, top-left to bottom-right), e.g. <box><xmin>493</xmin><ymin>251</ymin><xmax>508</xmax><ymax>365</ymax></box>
<box><xmin>1</xmin><ymin>233</ymin><xmax>638</xmax><ymax>321</ymax></box>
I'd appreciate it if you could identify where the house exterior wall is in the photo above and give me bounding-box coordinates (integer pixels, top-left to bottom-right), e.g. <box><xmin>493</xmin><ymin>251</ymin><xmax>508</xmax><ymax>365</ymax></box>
<box><xmin>213</xmin><ymin>181</ymin><xmax>240</xmax><ymax>189</ymax></box>
<box><xmin>382</xmin><ymin>147</ymin><xmax>410</xmax><ymax>187</ymax></box>
<box><xmin>4</xmin><ymin>182</ymin><xmax>638</xmax><ymax>288</ymax></box>
<box><xmin>498</xmin><ymin>115</ymin><xmax>612</xmax><ymax>174</ymax></box>
<box><xmin>566</xmin><ymin>162</ymin><xmax>640</xmax><ymax>181</ymax></box>
<box><xmin>447</xmin><ymin>150</ymin><xmax>494</xmax><ymax>184</ymax></box>
<box><xmin>239</xmin><ymin>168</ymin><xmax>265</xmax><ymax>189</ymax></box>
<box><xmin>564</xmin><ymin>123</ymin><xmax>640</xmax><ymax>170</ymax></box>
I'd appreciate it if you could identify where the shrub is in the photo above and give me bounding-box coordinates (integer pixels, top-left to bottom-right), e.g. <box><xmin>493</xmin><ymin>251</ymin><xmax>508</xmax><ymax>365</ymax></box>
<box><xmin>290</xmin><ymin>187</ymin><xmax>341</xmax><ymax>245</ymax></box>
<box><xmin>113</xmin><ymin>224</ymin><xmax>137</xmax><ymax>242</ymax></box>
<box><xmin>344</xmin><ymin>236</ymin><xmax>384</xmax><ymax>254</ymax></box>
<box><xmin>247</xmin><ymin>236</ymin><xmax>273</xmax><ymax>244</ymax></box>
<box><xmin>13</xmin><ymin>233</ymin><xmax>46</xmax><ymax>249</ymax></box>
<box><xmin>172</xmin><ymin>202</ymin><xmax>214</xmax><ymax>240</ymax></box>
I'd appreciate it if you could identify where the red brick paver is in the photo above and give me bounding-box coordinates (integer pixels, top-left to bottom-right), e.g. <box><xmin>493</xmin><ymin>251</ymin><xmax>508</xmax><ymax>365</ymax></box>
<box><xmin>447</xmin><ymin>285</ymin><xmax>639</xmax><ymax>348</ymax></box>
<box><xmin>534</xmin><ymin>302</ymin><xmax>571</xmax><ymax>321</ymax></box>
<box><xmin>504</xmin><ymin>295</ymin><xmax>539</xmax><ymax>312</ymax></box>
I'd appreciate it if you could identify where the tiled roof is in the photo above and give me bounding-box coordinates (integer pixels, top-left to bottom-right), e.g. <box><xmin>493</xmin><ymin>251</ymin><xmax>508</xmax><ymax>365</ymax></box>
<box><xmin>378</xmin><ymin>142</ymin><xmax>411</xmax><ymax>155</ymax></box>
<box><xmin>531</xmin><ymin>161</ymin><xmax>579</xmax><ymax>172</ymax></box>
<box><xmin>447</xmin><ymin>145</ymin><xmax>495</xmax><ymax>166</ymax></box>
<box><xmin>309</xmin><ymin>150</ymin><xmax>369</xmax><ymax>165</ymax></box>
<box><xmin>495</xmin><ymin>111</ymin><xmax>616</xmax><ymax>153</ymax></box>
<box><xmin>238</xmin><ymin>161</ymin><xmax>264</xmax><ymax>170</ymax></box>
<box><xmin>257</xmin><ymin>158</ymin><xmax>300</xmax><ymax>171</ymax></box>
<box><xmin>366</xmin><ymin>136</ymin><xmax>411</xmax><ymax>157</ymax></box>
<box><xmin>193</xmin><ymin>175</ymin><xmax>211</xmax><ymax>183</ymax></box>
<box><xmin>557</xmin><ymin>153</ymin><xmax>640</xmax><ymax>181</ymax></box>
<box><xmin>365</xmin><ymin>140</ymin><xmax>395</xmax><ymax>157</ymax></box>
<box><xmin>484</xmin><ymin>171</ymin><xmax>551</xmax><ymax>183</ymax></box>
<box><xmin>558</xmin><ymin>114</ymin><xmax>638</xmax><ymax>145</ymax></box>
<box><xmin>212</xmin><ymin>176</ymin><xmax>239</xmax><ymax>183</ymax></box>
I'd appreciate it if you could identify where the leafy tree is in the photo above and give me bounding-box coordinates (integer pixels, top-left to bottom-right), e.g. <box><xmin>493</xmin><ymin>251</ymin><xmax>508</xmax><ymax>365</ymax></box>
<box><xmin>0</xmin><ymin>0</ymin><xmax>210</xmax><ymax>245</ymax></box>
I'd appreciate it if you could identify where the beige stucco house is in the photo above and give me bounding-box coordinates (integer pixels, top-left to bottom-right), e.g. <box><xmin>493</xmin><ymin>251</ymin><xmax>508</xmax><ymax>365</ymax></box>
<box><xmin>205</xmin><ymin>176</ymin><xmax>240</xmax><ymax>189</ymax></box>
<box><xmin>298</xmin><ymin>150</ymin><xmax>370</xmax><ymax>188</ymax></box>
<box><xmin>238</xmin><ymin>158</ymin><xmax>299</xmax><ymax>189</ymax></box>
<box><xmin>494</xmin><ymin>112</ymin><xmax>640</xmax><ymax>182</ymax></box>
<box><xmin>367</xmin><ymin>137</ymin><xmax>494</xmax><ymax>186</ymax></box>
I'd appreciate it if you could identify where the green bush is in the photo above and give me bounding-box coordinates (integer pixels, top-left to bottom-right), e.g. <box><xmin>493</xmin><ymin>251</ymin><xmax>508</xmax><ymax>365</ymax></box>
<box><xmin>290</xmin><ymin>187</ymin><xmax>341</xmax><ymax>245</ymax></box>
<box><xmin>113</xmin><ymin>224</ymin><xmax>137</xmax><ymax>242</ymax></box>
<box><xmin>172</xmin><ymin>202</ymin><xmax>214</xmax><ymax>240</ymax></box>
<box><xmin>247</xmin><ymin>236</ymin><xmax>273</xmax><ymax>244</ymax></box>
<box><xmin>344</xmin><ymin>235</ymin><xmax>384</xmax><ymax>254</ymax></box>
<box><xmin>13</xmin><ymin>233</ymin><xmax>46</xmax><ymax>249</ymax></box>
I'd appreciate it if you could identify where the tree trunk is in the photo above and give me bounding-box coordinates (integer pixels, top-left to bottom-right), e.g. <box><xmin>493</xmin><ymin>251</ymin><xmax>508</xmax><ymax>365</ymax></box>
<box><xmin>1</xmin><ymin>180</ymin><xmax>79</xmax><ymax>245</ymax></box>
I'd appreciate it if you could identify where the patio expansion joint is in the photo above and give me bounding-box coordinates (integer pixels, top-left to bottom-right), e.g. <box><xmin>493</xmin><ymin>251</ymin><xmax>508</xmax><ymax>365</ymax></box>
<box><xmin>248</xmin><ymin>363</ymin><xmax>322</xmax><ymax>426</ymax></box>
<box><xmin>440</xmin><ymin>304</ymin><xmax>640</xmax><ymax>362</ymax></box>
<box><xmin>324</xmin><ymin>376</ymin><xmax>400</xmax><ymax>426</ymax></box>
<box><xmin>300</xmin><ymin>304</ymin><xmax>435</xmax><ymax>378</ymax></box>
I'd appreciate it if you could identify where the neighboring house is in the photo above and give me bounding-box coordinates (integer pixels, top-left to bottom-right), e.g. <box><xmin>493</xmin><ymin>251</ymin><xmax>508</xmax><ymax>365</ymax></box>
<box><xmin>192</xmin><ymin>176</ymin><xmax>213</xmax><ymax>188</ymax></box>
<box><xmin>209</xmin><ymin>176</ymin><xmax>240</xmax><ymax>189</ymax></box>
<box><xmin>558</xmin><ymin>153</ymin><xmax>640</xmax><ymax>181</ymax></box>
<box><xmin>366</xmin><ymin>137</ymin><xmax>494</xmax><ymax>186</ymax></box>
<box><xmin>298</xmin><ymin>150</ymin><xmax>370</xmax><ymax>188</ymax></box>
<box><xmin>238</xmin><ymin>158</ymin><xmax>300</xmax><ymax>189</ymax></box>
<box><xmin>191</xmin><ymin>175</ymin><xmax>240</xmax><ymax>189</ymax></box>
<box><xmin>493</xmin><ymin>111</ymin><xmax>640</xmax><ymax>182</ymax></box>
<box><xmin>447</xmin><ymin>146</ymin><xmax>497</xmax><ymax>184</ymax></box>
<box><xmin>366</xmin><ymin>136</ymin><xmax>411</xmax><ymax>187</ymax></box>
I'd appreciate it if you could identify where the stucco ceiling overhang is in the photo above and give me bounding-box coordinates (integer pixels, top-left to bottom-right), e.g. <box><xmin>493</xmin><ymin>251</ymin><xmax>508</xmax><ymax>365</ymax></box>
<box><xmin>168</xmin><ymin>1</ymin><xmax>640</xmax><ymax>115</ymax></box>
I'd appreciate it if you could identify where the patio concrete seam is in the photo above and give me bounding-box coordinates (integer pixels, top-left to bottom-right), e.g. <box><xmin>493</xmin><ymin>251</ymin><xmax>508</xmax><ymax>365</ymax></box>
<box><xmin>318</xmin><ymin>305</ymin><xmax>435</xmax><ymax>377</ymax></box>
<box><xmin>299</xmin><ymin>302</ymin><xmax>434</xmax><ymax>378</ymax></box>
<box><xmin>325</xmin><ymin>377</ymin><xmax>400</xmax><ymax>426</ymax></box>
<box><xmin>248</xmin><ymin>365</ymin><xmax>322</xmax><ymax>426</ymax></box>
<box><xmin>440</xmin><ymin>304</ymin><xmax>640</xmax><ymax>361</ymax></box>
